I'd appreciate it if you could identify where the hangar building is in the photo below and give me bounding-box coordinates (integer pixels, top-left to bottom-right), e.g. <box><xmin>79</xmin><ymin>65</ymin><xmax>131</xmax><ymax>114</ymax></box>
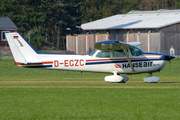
<box><xmin>66</xmin><ymin>9</ymin><xmax>180</xmax><ymax>55</ymax></box>
<box><xmin>0</xmin><ymin>17</ymin><xmax>17</xmax><ymax>46</ymax></box>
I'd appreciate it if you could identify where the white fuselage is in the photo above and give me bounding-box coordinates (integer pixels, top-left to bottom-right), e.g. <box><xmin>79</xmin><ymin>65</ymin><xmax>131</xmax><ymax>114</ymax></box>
<box><xmin>24</xmin><ymin>50</ymin><xmax>167</xmax><ymax>74</ymax></box>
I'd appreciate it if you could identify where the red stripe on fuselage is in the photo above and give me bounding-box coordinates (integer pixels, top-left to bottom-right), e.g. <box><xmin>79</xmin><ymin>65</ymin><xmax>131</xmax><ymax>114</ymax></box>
<box><xmin>41</xmin><ymin>61</ymin><xmax>53</xmax><ymax>64</ymax></box>
<box><xmin>86</xmin><ymin>59</ymin><xmax>112</xmax><ymax>62</ymax></box>
<box><xmin>14</xmin><ymin>61</ymin><xmax>24</xmax><ymax>66</ymax></box>
<box><xmin>14</xmin><ymin>61</ymin><xmax>53</xmax><ymax>66</ymax></box>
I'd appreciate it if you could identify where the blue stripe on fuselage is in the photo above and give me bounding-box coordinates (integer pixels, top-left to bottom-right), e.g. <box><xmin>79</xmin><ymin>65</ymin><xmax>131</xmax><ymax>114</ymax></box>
<box><xmin>23</xmin><ymin>65</ymin><xmax>53</xmax><ymax>68</ymax></box>
<box><xmin>85</xmin><ymin>59</ymin><xmax>163</xmax><ymax>65</ymax></box>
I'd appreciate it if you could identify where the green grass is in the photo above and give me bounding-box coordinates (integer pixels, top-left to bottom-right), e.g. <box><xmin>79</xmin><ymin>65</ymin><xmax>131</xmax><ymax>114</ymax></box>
<box><xmin>0</xmin><ymin>54</ymin><xmax>13</xmax><ymax>60</ymax></box>
<box><xmin>0</xmin><ymin>60</ymin><xmax>180</xmax><ymax>120</ymax></box>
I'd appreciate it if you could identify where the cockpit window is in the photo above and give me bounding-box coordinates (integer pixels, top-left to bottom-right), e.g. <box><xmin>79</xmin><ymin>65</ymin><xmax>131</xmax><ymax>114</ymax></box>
<box><xmin>113</xmin><ymin>50</ymin><xmax>125</xmax><ymax>58</ymax></box>
<box><xmin>96</xmin><ymin>51</ymin><xmax>110</xmax><ymax>58</ymax></box>
<box><xmin>130</xmin><ymin>46</ymin><xmax>143</xmax><ymax>56</ymax></box>
<box><xmin>88</xmin><ymin>51</ymin><xmax>96</xmax><ymax>56</ymax></box>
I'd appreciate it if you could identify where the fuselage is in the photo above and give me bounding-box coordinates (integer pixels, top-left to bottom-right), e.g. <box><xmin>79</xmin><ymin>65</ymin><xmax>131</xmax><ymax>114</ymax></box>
<box><xmin>15</xmin><ymin>47</ymin><xmax>171</xmax><ymax>75</ymax></box>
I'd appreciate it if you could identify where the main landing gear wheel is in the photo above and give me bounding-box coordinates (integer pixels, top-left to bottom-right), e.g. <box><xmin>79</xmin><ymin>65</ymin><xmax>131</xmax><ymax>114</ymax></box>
<box><xmin>143</xmin><ymin>73</ymin><xmax>160</xmax><ymax>83</ymax></box>
<box><xmin>104</xmin><ymin>72</ymin><xmax>129</xmax><ymax>83</ymax></box>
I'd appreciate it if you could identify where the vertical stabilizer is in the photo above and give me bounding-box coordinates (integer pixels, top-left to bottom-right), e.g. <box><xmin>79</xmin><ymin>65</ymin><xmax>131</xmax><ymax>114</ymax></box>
<box><xmin>5</xmin><ymin>32</ymin><xmax>38</xmax><ymax>64</ymax></box>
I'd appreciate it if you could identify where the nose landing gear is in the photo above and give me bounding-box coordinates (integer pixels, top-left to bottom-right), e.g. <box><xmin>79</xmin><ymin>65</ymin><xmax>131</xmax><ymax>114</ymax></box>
<box><xmin>143</xmin><ymin>73</ymin><xmax>160</xmax><ymax>83</ymax></box>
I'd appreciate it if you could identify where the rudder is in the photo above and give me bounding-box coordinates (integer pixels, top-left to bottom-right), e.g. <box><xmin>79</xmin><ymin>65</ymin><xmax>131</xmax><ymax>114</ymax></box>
<box><xmin>5</xmin><ymin>32</ymin><xmax>38</xmax><ymax>64</ymax></box>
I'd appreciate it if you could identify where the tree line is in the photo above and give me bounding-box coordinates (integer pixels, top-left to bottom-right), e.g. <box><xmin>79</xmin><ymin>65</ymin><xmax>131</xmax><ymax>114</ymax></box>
<box><xmin>80</xmin><ymin>0</ymin><xmax>179</xmax><ymax>23</ymax></box>
<box><xmin>0</xmin><ymin>0</ymin><xmax>179</xmax><ymax>50</ymax></box>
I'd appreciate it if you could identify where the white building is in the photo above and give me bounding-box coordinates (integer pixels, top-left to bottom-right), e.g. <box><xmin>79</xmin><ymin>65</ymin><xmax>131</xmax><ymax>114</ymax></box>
<box><xmin>67</xmin><ymin>9</ymin><xmax>180</xmax><ymax>55</ymax></box>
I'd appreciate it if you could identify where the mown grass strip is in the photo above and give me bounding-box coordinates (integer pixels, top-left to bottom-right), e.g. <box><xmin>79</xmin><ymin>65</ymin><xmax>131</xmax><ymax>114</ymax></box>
<box><xmin>0</xmin><ymin>85</ymin><xmax>180</xmax><ymax>89</ymax></box>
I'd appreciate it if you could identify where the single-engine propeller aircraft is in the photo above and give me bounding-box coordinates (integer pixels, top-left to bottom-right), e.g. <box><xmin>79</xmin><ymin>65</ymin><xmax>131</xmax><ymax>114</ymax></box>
<box><xmin>6</xmin><ymin>32</ymin><xmax>175</xmax><ymax>83</ymax></box>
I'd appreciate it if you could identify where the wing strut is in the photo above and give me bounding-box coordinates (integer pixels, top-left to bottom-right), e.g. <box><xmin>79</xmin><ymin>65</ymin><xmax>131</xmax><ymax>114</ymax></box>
<box><xmin>121</xmin><ymin>45</ymin><xmax>135</xmax><ymax>72</ymax></box>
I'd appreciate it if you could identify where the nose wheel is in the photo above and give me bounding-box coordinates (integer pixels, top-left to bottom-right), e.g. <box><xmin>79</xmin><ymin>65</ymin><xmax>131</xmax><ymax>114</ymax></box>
<box><xmin>144</xmin><ymin>73</ymin><xmax>160</xmax><ymax>83</ymax></box>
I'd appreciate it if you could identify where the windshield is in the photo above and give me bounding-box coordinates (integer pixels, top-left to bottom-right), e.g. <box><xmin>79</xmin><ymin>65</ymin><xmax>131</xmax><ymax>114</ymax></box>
<box><xmin>88</xmin><ymin>51</ymin><xmax>96</xmax><ymax>56</ymax></box>
<box><xmin>130</xmin><ymin>46</ymin><xmax>143</xmax><ymax>56</ymax></box>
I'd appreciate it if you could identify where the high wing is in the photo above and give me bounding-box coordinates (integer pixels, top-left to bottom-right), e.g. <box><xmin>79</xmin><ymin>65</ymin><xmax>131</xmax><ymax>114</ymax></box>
<box><xmin>95</xmin><ymin>40</ymin><xmax>142</xmax><ymax>72</ymax></box>
<box><xmin>128</xmin><ymin>42</ymin><xmax>142</xmax><ymax>46</ymax></box>
<box><xmin>95</xmin><ymin>40</ymin><xmax>141</xmax><ymax>50</ymax></box>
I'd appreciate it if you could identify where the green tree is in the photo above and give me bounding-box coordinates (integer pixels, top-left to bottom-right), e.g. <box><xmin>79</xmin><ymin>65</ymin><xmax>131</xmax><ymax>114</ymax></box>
<box><xmin>45</xmin><ymin>0</ymin><xmax>82</xmax><ymax>48</ymax></box>
<box><xmin>24</xmin><ymin>26</ymin><xmax>49</xmax><ymax>50</ymax></box>
<box><xmin>0</xmin><ymin>0</ymin><xmax>82</xmax><ymax>49</ymax></box>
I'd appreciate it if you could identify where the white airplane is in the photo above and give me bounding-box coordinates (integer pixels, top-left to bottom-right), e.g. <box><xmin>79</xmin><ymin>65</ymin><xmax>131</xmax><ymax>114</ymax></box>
<box><xmin>6</xmin><ymin>32</ymin><xmax>175</xmax><ymax>83</ymax></box>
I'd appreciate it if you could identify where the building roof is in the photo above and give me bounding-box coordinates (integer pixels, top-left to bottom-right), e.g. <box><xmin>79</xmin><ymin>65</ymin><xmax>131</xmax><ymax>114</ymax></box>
<box><xmin>0</xmin><ymin>17</ymin><xmax>18</xmax><ymax>30</ymax></box>
<box><xmin>81</xmin><ymin>9</ymin><xmax>180</xmax><ymax>30</ymax></box>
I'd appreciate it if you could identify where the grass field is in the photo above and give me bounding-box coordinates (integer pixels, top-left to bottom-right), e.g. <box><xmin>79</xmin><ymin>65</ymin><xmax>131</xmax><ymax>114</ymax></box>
<box><xmin>0</xmin><ymin>60</ymin><xmax>180</xmax><ymax>120</ymax></box>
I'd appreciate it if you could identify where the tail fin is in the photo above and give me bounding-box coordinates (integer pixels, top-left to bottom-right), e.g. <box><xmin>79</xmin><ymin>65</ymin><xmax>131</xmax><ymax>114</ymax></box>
<box><xmin>5</xmin><ymin>32</ymin><xmax>38</xmax><ymax>64</ymax></box>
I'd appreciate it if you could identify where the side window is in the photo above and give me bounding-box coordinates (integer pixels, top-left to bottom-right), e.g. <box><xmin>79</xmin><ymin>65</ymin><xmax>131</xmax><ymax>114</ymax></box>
<box><xmin>1</xmin><ymin>31</ymin><xmax>10</xmax><ymax>41</ymax></box>
<box><xmin>96</xmin><ymin>51</ymin><xmax>110</xmax><ymax>58</ymax></box>
<box><xmin>113</xmin><ymin>50</ymin><xmax>125</xmax><ymax>58</ymax></box>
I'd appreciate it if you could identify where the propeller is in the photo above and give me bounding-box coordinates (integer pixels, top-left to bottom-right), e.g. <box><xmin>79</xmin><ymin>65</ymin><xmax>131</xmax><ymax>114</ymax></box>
<box><xmin>164</xmin><ymin>55</ymin><xmax>175</xmax><ymax>63</ymax></box>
